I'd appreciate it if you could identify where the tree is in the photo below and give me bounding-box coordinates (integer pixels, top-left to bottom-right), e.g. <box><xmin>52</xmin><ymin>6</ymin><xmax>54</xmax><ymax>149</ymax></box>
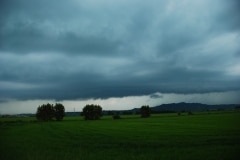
<box><xmin>113</xmin><ymin>114</ymin><xmax>121</xmax><ymax>120</ymax></box>
<box><xmin>112</xmin><ymin>112</ymin><xmax>121</xmax><ymax>120</ymax></box>
<box><xmin>36</xmin><ymin>103</ymin><xmax>55</xmax><ymax>121</ymax></box>
<box><xmin>235</xmin><ymin>105</ymin><xmax>240</xmax><ymax>110</ymax></box>
<box><xmin>54</xmin><ymin>103</ymin><xmax>65</xmax><ymax>121</ymax></box>
<box><xmin>82</xmin><ymin>104</ymin><xmax>102</xmax><ymax>120</ymax></box>
<box><xmin>140</xmin><ymin>105</ymin><xmax>151</xmax><ymax>118</ymax></box>
<box><xmin>36</xmin><ymin>103</ymin><xmax>65</xmax><ymax>121</ymax></box>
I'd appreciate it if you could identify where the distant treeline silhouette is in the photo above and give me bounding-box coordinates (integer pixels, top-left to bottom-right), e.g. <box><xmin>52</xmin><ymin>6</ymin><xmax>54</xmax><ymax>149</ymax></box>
<box><xmin>36</xmin><ymin>104</ymin><xmax>152</xmax><ymax>121</ymax></box>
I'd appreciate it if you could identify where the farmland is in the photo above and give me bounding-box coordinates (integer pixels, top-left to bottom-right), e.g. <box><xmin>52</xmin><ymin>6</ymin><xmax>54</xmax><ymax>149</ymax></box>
<box><xmin>0</xmin><ymin>111</ymin><xmax>240</xmax><ymax>160</ymax></box>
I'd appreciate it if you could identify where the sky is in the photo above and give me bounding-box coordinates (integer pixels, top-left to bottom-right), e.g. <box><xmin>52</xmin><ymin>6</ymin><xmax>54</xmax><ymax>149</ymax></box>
<box><xmin>0</xmin><ymin>0</ymin><xmax>240</xmax><ymax>114</ymax></box>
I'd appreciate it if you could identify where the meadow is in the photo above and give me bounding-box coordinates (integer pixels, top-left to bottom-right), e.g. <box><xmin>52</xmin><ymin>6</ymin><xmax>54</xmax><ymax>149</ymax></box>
<box><xmin>0</xmin><ymin>111</ymin><xmax>240</xmax><ymax>160</ymax></box>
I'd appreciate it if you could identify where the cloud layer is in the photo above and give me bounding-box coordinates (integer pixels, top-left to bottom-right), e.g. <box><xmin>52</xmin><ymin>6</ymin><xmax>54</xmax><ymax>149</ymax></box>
<box><xmin>0</xmin><ymin>0</ymin><xmax>240</xmax><ymax>101</ymax></box>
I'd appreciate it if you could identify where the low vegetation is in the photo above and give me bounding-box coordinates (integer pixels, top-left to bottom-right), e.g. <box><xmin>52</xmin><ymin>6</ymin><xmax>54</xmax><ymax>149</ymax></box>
<box><xmin>0</xmin><ymin>111</ymin><xmax>239</xmax><ymax>160</ymax></box>
<box><xmin>112</xmin><ymin>114</ymin><xmax>121</xmax><ymax>119</ymax></box>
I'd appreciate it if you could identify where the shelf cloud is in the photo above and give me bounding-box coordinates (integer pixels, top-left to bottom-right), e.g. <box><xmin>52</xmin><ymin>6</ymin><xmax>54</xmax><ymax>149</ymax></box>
<box><xmin>0</xmin><ymin>0</ymin><xmax>240</xmax><ymax>106</ymax></box>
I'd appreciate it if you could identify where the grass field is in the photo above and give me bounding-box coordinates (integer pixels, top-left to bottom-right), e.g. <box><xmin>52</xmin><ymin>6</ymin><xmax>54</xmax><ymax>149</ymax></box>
<box><xmin>1</xmin><ymin>111</ymin><xmax>240</xmax><ymax>160</ymax></box>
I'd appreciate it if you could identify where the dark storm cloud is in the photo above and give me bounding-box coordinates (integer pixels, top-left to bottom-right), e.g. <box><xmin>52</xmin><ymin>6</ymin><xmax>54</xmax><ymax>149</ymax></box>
<box><xmin>0</xmin><ymin>0</ymin><xmax>240</xmax><ymax>100</ymax></box>
<box><xmin>0</xmin><ymin>0</ymin><xmax>123</xmax><ymax>55</ymax></box>
<box><xmin>0</xmin><ymin>31</ymin><xmax>120</xmax><ymax>55</ymax></box>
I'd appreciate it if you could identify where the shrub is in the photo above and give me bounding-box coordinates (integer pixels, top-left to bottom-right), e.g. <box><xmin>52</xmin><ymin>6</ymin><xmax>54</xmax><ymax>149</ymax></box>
<box><xmin>188</xmin><ymin>111</ymin><xmax>193</xmax><ymax>115</ymax></box>
<box><xmin>113</xmin><ymin>114</ymin><xmax>121</xmax><ymax>120</ymax></box>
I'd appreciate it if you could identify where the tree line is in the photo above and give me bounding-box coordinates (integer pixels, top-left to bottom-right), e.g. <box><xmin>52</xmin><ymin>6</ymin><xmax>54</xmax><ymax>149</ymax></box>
<box><xmin>36</xmin><ymin>103</ymin><xmax>151</xmax><ymax>121</ymax></box>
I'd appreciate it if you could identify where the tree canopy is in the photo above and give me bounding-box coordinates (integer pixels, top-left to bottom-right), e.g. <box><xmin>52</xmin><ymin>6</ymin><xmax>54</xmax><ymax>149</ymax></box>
<box><xmin>140</xmin><ymin>105</ymin><xmax>151</xmax><ymax>118</ymax></box>
<box><xmin>82</xmin><ymin>104</ymin><xmax>102</xmax><ymax>120</ymax></box>
<box><xmin>54</xmin><ymin>103</ymin><xmax>65</xmax><ymax>121</ymax></box>
<box><xmin>36</xmin><ymin>103</ymin><xmax>65</xmax><ymax>121</ymax></box>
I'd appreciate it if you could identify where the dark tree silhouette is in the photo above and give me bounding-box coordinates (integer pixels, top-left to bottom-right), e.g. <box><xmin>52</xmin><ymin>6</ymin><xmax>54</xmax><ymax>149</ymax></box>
<box><xmin>36</xmin><ymin>103</ymin><xmax>55</xmax><ymax>121</ymax></box>
<box><xmin>82</xmin><ymin>104</ymin><xmax>102</xmax><ymax>120</ymax></box>
<box><xmin>36</xmin><ymin>103</ymin><xmax>65</xmax><ymax>121</ymax></box>
<box><xmin>140</xmin><ymin>105</ymin><xmax>151</xmax><ymax>118</ymax></box>
<box><xmin>54</xmin><ymin>103</ymin><xmax>65</xmax><ymax>121</ymax></box>
<box><xmin>113</xmin><ymin>112</ymin><xmax>121</xmax><ymax>119</ymax></box>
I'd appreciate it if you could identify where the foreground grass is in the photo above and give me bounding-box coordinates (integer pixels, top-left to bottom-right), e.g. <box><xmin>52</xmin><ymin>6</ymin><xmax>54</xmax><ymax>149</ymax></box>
<box><xmin>0</xmin><ymin>111</ymin><xmax>240</xmax><ymax>160</ymax></box>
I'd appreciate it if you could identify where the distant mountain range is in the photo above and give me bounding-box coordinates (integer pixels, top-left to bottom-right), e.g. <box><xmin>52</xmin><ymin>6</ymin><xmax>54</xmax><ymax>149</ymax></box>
<box><xmin>105</xmin><ymin>102</ymin><xmax>238</xmax><ymax>115</ymax></box>
<box><xmin>150</xmin><ymin>102</ymin><xmax>237</xmax><ymax>112</ymax></box>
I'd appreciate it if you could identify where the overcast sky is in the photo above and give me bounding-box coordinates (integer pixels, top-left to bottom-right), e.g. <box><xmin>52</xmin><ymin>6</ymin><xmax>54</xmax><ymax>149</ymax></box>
<box><xmin>0</xmin><ymin>0</ymin><xmax>240</xmax><ymax>114</ymax></box>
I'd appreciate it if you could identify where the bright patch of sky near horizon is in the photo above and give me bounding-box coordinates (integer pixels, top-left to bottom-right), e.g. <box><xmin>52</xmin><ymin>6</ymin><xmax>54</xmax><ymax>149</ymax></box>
<box><xmin>1</xmin><ymin>91</ymin><xmax>239</xmax><ymax>114</ymax></box>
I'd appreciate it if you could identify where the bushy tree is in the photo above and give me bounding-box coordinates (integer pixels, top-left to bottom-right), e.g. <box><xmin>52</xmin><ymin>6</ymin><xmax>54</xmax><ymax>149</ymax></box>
<box><xmin>112</xmin><ymin>111</ymin><xmax>121</xmax><ymax>119</ymax></box>
<box><xmin>36</xmin><ymin>103</ymin><xmax>65</xmax><ymax>121</ymax></box>
<box><xmin>113</xmin><ymin>114</ymin><xmax>121</xmax><ymax>120</ymax></box>
<box><xmin>36</xmin><ymin>103</ymin><xmax>55</xmax><ymax>121</ymax></box>
<box><xmin>54</xmin><ymin>103</ymin><xmax>65</xmax><ymax>121</ymax></box>
<box><xmin>188</xmin><ymin>111</ymin><xmax>193</xmax><ymax>115</ymax></box>
<box><xmin>82</xmin><ymin>104</ymin><xmax>102</xmax><ymax>120</ymax></box>
<box><xmin>140</xmin><ymin>105</ymin><xmax>151</xmax><ymax>118</ymax></box>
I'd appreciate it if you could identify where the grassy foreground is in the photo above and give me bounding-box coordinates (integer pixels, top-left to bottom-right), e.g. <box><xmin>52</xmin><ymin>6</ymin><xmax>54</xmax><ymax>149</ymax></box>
<box><xmin>0</xmin><ymin>111</ymin><xmax>240</xmax><ymax>160</ymax></box>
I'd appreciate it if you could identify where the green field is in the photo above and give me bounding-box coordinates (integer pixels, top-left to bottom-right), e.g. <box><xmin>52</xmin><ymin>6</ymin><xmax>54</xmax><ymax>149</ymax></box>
<box><xmin>1</xmin><ymin>111</ymin><xmax>240</xmax><ymax>160</ymax></box>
